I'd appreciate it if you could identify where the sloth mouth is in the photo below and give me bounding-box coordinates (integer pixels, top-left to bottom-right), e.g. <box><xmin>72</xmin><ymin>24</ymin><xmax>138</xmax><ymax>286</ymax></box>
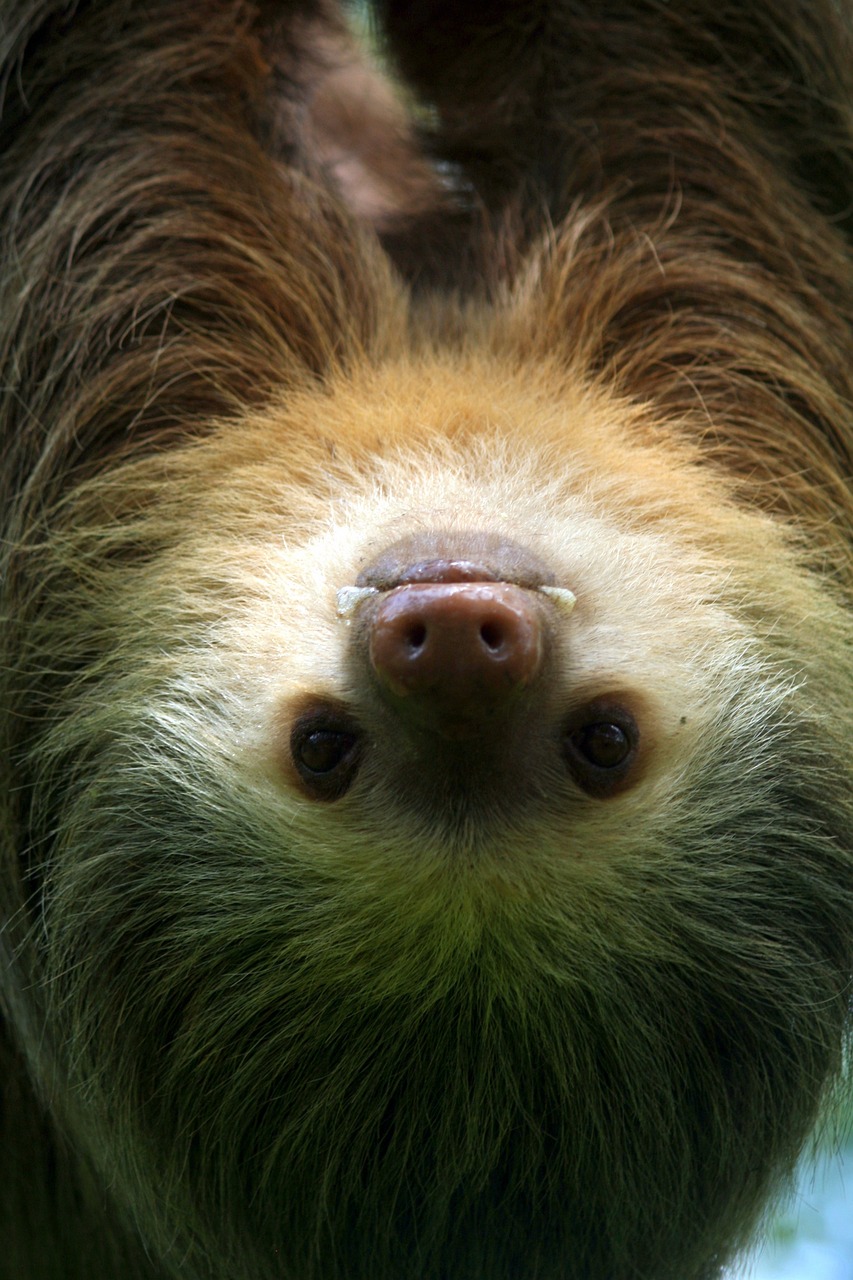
<box><xmin>371</xmin><ymin>556</ymin><xmax>516</xmax><ymax>587</ymax></box>
<box><xmin>338</xmin><ymin>557</ymin><xmax>523</xmax><ymax>620</ymax></box>
<box><xmin>353</xmin><ymin>531</ymin><xmax>557</xmax><ymax>592</ymax></box>
<box><xmin>339</xmin><ymin>532</ymin><xmax>575</xmax><ymax>616</ymax></box>
<box><xmin>337</xmin><ymin>557</ymin><xmax>576</xmax><ymax>619</ymax></box>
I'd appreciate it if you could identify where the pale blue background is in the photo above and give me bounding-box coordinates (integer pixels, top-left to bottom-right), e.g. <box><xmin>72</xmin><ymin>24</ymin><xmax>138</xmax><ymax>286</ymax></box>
<box><xmin>730</xmin><ymin>1139</ymin><xmax>853</xmax><ymax>1280</ymax></box>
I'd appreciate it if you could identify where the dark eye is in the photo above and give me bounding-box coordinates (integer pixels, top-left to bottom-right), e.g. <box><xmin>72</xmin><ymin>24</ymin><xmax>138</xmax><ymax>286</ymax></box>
<box><xmin>561</xmin><ymin>700</ymin><xmax>640</xmax><ymax>798</ymax></box>
<box><xmin>290</xmin><ymin>705</ymin><xmax>362</xmax><ymax>801</ymax></box>
<box><xmin>574</xmin><ymin>721</ymin><xmax>631</xmax><ymax>768</ymax></box>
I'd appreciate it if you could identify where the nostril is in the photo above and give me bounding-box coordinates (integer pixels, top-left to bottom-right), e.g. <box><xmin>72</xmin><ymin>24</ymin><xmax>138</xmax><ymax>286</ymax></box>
<box><xmin>479</xmin><ymin>619</ymin><xmax>505</xmax><ymax>652</ymax></box>
<box><xmin>405</xmin><ymin>621</ymin><xmax>428</xmax><ymax>652</ymax></box>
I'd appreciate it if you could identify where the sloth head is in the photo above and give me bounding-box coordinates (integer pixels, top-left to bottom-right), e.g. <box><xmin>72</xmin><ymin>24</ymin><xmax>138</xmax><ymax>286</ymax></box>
<box><xmin>28</xmin><ymin>359</ymin><xmax>853</xmax><ymax>1280</ymax></box>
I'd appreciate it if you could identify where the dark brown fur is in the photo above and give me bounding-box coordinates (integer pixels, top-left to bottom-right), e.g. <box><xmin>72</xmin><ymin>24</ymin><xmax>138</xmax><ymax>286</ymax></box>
<box><xmin>1</xmin><ymin>3</ymin><xmax>852</xmax><ymax>1279</ymax></box>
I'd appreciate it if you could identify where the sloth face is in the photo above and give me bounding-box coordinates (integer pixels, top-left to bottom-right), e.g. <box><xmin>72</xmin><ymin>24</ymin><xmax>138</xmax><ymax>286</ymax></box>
<box><xmin>123</xmin><ymin>363</ymin><xmax>808</xmax><ymax>892</ymax></box>
<box><xmin>46</xmin><ymin>357</ymin><xmax>844</xmax><ymax>912</ymax></box>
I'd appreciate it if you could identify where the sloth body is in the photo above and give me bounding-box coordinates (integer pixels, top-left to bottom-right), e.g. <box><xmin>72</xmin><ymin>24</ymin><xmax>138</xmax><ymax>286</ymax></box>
<box><xmin>1</xmin><ymin>2</ymin><xmax>852</xmax><ymax>1279</ymax></box>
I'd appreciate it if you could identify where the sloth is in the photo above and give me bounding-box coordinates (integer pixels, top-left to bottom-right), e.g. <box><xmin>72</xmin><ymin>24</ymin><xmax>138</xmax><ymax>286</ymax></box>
<box><xmin>1</xmin><ymin>2</ymin><xmax>852</xmax><ymax>1279</ymax></box>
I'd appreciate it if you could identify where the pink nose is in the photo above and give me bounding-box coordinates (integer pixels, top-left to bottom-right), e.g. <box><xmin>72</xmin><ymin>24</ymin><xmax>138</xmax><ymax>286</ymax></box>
<box><xmin>368</xmin><ymin>581</ymin><xmax>543</xmax><ymax>738</ymax></box>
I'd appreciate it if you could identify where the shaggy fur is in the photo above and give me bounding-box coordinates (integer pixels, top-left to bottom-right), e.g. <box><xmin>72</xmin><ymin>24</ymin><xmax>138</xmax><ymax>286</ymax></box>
<box><xmin>1</xmin><ymin>2</ymin><xmax>852</xmax><ymax>1278</ymax></box>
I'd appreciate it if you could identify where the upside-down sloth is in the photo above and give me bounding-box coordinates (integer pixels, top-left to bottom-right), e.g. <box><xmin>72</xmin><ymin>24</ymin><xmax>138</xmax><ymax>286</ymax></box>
<box><xmin>1</xmin><ymin>2</ymin><xmax>852</xmax><ymax>1278</ymax></box>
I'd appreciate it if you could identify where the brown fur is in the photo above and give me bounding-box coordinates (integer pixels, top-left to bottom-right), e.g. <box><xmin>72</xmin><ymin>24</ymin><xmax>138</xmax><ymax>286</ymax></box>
<box><xmin>1</xmin><ymin>2</ymin><xmax>851</xmax><ymax>1279</ymax></box>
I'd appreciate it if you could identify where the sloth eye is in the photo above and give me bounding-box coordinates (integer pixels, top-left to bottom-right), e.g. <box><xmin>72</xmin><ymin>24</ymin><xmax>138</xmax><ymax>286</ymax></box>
<box><xmin>560</xmin><ymin>701</ymin><xmax>640</xmax><ymax>798</ymax></box>
<box><xmin>290</xmin><ymin>706</ymin><xmax>362</xmax><ymax>801</ymax></box>
<box><xmin>575</xmin><ymin>721</ymin><xmax>631</xmax><ymax>768</ymax></box>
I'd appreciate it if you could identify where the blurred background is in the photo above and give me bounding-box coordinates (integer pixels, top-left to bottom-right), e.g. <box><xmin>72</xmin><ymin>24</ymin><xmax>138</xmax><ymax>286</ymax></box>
<box><xmin>731</xmin><ymin>1093</ymin><xmax>852</xmax><ymax>1280</ymax></box>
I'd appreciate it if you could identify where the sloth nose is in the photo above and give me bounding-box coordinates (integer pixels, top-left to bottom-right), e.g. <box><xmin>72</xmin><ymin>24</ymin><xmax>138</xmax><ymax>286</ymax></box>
<box><xmin>368</xmin><ymin>581</ymin><xmax>544</xmax><ymax>738</ymax></box>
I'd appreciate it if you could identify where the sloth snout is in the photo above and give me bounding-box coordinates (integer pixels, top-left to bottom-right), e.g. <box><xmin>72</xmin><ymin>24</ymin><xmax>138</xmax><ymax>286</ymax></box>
<box><xmin>368</xmin><ymin>581</ymin><xmax>544</xmax><ymax>738</ymax></box>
